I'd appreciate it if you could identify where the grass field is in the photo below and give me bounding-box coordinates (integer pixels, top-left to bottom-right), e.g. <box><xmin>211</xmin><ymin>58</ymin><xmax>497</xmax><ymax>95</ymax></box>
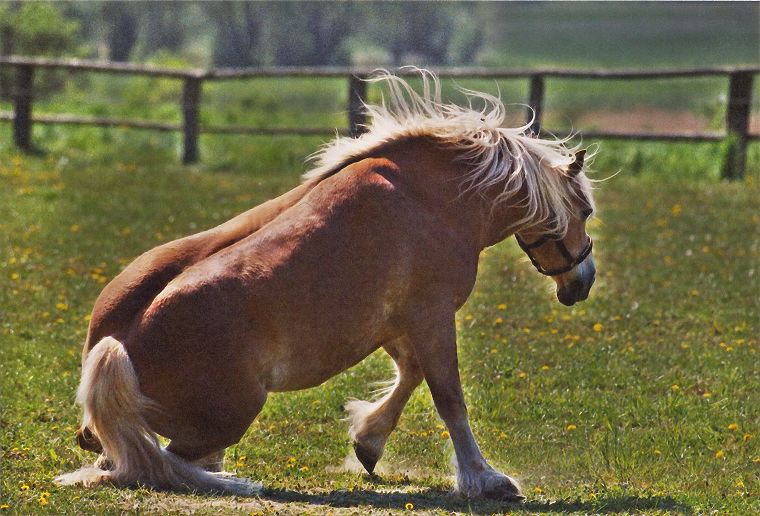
<box><xmin>0</xmin><ymin>125</ymin><xmax>759</xmax><ymax>515</ymax></box>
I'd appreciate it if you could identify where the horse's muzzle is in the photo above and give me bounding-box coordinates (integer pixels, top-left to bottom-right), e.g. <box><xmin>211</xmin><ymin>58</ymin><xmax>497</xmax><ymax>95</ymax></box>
<box><xmin>556</xmin><ymin>256</ymin><xmax>595</xmax><ymax>306</ymax></box>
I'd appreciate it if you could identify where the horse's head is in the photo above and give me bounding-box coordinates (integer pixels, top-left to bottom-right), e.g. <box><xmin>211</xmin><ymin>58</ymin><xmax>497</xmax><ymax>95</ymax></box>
<box><xmin>514</xmin><ymin>149</ymin><xmax>596</xmax><ymax>306</ymax></box>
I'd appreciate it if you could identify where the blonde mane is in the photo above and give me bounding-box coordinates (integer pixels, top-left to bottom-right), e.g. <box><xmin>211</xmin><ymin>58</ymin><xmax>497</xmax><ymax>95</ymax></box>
<box><xmin>304</xmin><ymin>69</ymin><xmax>593</xmax><ymax>236</ymax></box>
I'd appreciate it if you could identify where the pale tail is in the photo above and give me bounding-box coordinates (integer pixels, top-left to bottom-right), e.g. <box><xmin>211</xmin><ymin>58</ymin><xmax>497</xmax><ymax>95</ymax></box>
<box><xmin>55</xmin><ymin>337</ymin><xmax>259</xmax><ymax>495</ymax></box>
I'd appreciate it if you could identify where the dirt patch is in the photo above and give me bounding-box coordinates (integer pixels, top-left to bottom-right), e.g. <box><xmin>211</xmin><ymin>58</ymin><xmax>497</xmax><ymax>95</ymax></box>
<box><xmin>562</xmin><ymin>107</ymin><xmax>760</xmax><ymax>135</ymax></box>
<box><xmin>575</xmin><ymin>108</ymin><xmax>710</xmax><ymax>133</ymax></box>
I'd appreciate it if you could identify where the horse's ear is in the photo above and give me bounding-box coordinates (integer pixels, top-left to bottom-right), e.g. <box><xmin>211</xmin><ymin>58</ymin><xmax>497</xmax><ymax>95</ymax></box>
<box><xmin>568</xmin><ymin>149</ymin><xmax>586</xmax><ymax>178</ymax></box>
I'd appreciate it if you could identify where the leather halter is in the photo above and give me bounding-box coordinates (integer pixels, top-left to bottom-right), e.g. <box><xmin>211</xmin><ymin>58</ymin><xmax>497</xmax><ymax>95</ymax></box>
<box><xmin>515</xmin><ymin>233</ymin><xmax>593</xmax><ymax>276</ymax></box>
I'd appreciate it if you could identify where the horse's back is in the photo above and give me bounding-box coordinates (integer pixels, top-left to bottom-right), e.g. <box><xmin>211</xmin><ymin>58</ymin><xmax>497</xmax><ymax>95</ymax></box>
<box><xmin>83</xmin><ymin>181</ymin><xmax>316</xmax><ymax>357</ymax></box>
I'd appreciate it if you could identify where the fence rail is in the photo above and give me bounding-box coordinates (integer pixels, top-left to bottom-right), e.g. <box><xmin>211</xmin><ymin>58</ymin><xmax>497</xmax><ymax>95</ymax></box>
<box><xmin>1</xmin><ymin>56</ymin><xmax>758</xmax><ymax>177</ymax></box>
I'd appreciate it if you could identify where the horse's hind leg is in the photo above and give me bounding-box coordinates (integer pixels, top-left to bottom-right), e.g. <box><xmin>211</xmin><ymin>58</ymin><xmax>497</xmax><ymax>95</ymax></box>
<box><xmin>346</xmin><ymin>337</ymin><xmax>423</xmax><ymax>474</ymax></box>
<box><xmin>166</xmin><ymin>384</ymin><xmax>268</xmax><ymax>475</ymax></box>
<box><xmin>193</xmin><ymin>449</ymin><xmax>226</xmax><ymax>472</ymax></box>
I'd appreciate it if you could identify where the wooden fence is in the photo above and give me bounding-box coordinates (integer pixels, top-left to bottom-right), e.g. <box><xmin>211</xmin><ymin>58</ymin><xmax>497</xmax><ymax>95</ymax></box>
<box><xmin>1</xmin><ymin>56</ymin><xmax>758</xmax><ymax>178</ymax></box>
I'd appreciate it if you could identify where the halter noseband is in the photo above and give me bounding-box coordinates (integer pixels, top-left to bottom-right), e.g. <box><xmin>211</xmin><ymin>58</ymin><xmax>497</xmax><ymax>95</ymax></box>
<box><xmin>515</xmin><ymin>233</ymin><xmax>593</xmax><ymax>277</ymax></box>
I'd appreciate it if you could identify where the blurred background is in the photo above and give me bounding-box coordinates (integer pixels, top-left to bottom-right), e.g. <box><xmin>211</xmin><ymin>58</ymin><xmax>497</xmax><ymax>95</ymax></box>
<box><xmin>2</xmin><ymin>2</ymin><xmax>756</xmax><ymax>68</ymax></box>
<box><xmin>0</xmin><ymin>1</ymin><xmax>758</xmax><ymax>173</ymax></box>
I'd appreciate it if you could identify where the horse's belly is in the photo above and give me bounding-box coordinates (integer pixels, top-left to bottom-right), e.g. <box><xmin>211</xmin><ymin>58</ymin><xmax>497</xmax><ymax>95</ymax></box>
<box><xmin>251</xmin><ymin>305</ymin><xmax>401</xmax><ymax>392</ymax></box>
<box><xmin>261</xmin><ymin>338</ymin><xmax>383</xmax><ymax>392</ymax></box>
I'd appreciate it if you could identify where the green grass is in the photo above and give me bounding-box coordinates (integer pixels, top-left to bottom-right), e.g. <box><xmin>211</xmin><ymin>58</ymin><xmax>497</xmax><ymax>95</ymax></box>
<box><xmin>1</xmin><ymin>129</ymin><xmax>759</xmax><ymax>514</ymax></box>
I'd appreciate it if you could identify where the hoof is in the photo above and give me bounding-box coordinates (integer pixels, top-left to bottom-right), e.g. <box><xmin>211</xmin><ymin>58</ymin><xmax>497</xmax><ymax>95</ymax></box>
<box><xmin>353</xmin><ymin>442</ymin><xmax>378</xmax><ymax>475</ymax></box>
<box><xmin>76</xmin><ymin>427</ymin><xmax>103</xmax><ymax>454</ymax></box>
<box><xmin>484</xmin><ymin>488</ymin><xmax>526</xmax><ymax>502</ymax></box>
<box><xmin>482</xmin><ymin>474</ymin><xmax>525</xmax><ymax>502</ymax></box>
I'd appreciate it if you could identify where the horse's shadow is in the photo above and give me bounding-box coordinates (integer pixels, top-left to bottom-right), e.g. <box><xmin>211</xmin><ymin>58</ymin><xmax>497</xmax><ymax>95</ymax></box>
<box><xmin>262</xmin><ymin>486</ymin><xmax>693</xmax><ymax>514</ymax></box>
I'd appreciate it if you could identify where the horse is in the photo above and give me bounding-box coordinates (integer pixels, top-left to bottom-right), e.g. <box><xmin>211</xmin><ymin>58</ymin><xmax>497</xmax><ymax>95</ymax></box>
<box><xmin>56</xmin><ymin>70</ymin><xmax>596</xmax><ymax>501</ymax></box>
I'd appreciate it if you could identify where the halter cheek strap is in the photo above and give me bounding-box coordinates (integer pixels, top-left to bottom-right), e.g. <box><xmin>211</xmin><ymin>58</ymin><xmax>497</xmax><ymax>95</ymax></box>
<box><xmin>515</xmin><ymin>234</ymin><xmax>593</xmax><ymax>277</ymax></box>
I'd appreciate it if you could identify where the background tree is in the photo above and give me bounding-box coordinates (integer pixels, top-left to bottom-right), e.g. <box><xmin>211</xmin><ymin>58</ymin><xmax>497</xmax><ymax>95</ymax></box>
<box><xmin>0</xmin><ymin>2</ymin><xmax>80</xmax><ymax>99</ymax></box>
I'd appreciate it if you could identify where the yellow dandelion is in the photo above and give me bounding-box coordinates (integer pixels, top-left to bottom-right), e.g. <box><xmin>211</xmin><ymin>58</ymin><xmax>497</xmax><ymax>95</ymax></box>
<box><xmin>702</xmin><ymin>392</ymin><xmax>712</xmax><ymax>399</ymax></box>
<box><xmin>440</xmin><ymin>430</ymin><xmax>450</xmax><ymax>439</ymax></box>
<box><xmin>653</xmin><ymin>449</ymin><xmax>662</xmax><ymax>456</ymax></box>
<box><xmin>497</xmin><ymin>303</ymin><xmax>507</xmax><ymax>310</ymax></box>
<box><xmin>517</xmin><ymin>371</ymin><xmax>527</xmax><ymax>379</ymax></box>
<box><xmin>736</xmin><ymin>480</ymin><xmax>745</xmax><ymax>489</ymax></box>
<box><xmin>566</xmin><ymin>424</ymin><xmax>577</xmax><ymax>432</ymax></box>
<box><xmin>56</xmin><ymin>302</ymin><xmax>68</xmax><ymax>311</ymax></box>
<box><xmin>10</xmin><ymin>272</ymin><xmax>19</xmax><ymax>281</ymax></box>
<box><xmin>405</xmin><ymin>502</ymin><xmax>414</xmax><ymax>510</ymax></box>
<box><xmin>743</xmin><ymin>434</ymin><xmax>753</xmax><ymax>442</ymax></box>
<box><xmin>494</xmin><ymin>317</ymin><xmax>503</xmax><ymax>325</ymax></box>
<box><xmin>533</xmin><ymin>486</ymin><xmax>543</xmax><ymax>494</ymax></box>
<box><xmin>37</xmin><ymin>497</ymin><xmax>48</xmax><ymax>506</ymax></box>
<box><xmin>592</xmin><ymin>323</ymin><xmax>603</xmax><ymax>332</ymax></box>
<box><xmin>715</xmin><ymin>450</ymin><xmax>725</xmax><ymax>459</ymax></box>
<box><xmin>671</xmin><ymin>204</ymin><xmax>682</xmax><ymax>216</ymax></box>
<box><xmin>753</xmin><ymin>457</ymin><xmax>760</xmax><ymax>464</ymax></box>
<box><xmin>0</xmin><ymin>503</ymin><xmax>10</xmax><ymax>509</ymax></box>
<box><xmin>671</xmin><ymin>384</ymin><xmax>680</xmax><ymax>392</ymax></box>
<box><xmin>464</xmin><ymin>314</ymin><xmax>473</xmax><ymax>321</ymax></box>
<box><xmin>541</xmin><ymin>364</ymin><xmax>551</xmax><ymax>371</ymax></box>
<box><xmin>20</xmin><ymin>484</ymin><xmax>29</xmax><ymax>491</ymax></box>
<box><xmin>728</xmin><ymin>423</ymin><xmax>739</xmax><ymax>431</ymax></box>
<box><xmin>299</xmin><ymin>466</ymin><xmax>309</xmax><ymax>472</ymax></box>
<box><xmin>69</xmin><ymin>224</ymin><xmax>80</xmax><ymax>233</ymax></box>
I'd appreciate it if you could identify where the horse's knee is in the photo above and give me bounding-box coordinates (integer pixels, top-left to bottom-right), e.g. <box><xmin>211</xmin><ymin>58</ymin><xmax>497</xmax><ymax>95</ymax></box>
<box><xmin>76</xmin><ymin>426</ymin><xmax>103</xmax><ymax>454</ymax></box>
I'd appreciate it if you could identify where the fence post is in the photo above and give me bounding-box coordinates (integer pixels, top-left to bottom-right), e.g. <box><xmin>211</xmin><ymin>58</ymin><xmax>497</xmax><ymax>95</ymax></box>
<box><xmin>13</xmin><ymin>64</ymin><xmax>34</xmax><ymax>152</ymax></box>
<box><xmin>348</xmin><ymin>74</ymin><xmax>368</xmax><ymax>137</ymax></box>
<box><xmin>724</xmin><ymin>72</ymin><xmax>753</xmax><ymax>180</ymax></box>
<box><xmin>527</xmin><ymin>74</ymin><xmax>545</xmax><ymax>135</ymax></box>
<box><xmin>182</xmin><ymin>76</ymin><xmax>202</xmax><ymax>164</ymax></box>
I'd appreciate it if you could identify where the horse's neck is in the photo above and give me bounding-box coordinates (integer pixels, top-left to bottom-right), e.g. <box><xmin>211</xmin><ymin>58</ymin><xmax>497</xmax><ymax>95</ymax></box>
<box><xmin>479</xmin><ymin>179</ymin><xmax>533</xmax><ymax>248</ymax></box>
<box><xmin>369</xmin><ymin>138</ymin><xmax>491</xmax><ymax>251</ymax></box>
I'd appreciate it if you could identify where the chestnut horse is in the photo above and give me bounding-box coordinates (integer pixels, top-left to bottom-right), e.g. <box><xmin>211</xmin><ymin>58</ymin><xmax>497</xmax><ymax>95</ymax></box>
<box><xmin>56</xmin><ymin>71</ymin><xmax>596</xmax><ymax>501</ymax></box>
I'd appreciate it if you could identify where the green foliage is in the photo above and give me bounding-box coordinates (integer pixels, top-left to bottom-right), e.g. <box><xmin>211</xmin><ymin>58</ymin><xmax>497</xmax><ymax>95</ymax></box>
<box><xmin>0</xmin><ymin>3</ymin><xmax>80</xmax><ymax>56</ymax></box>
<box><xmin>0</xmin><ymin>3</ymin><xmax>81</xmax><ymax>100</ymax></box>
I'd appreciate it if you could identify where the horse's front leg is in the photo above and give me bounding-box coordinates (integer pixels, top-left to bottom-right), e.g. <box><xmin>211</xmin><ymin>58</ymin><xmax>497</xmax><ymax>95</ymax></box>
<box><xmin>408</xmin><ymin>307</ymin><xmax>524</xmax><ymax>501</ymax></box>
<box><xmin>346</xmin><ymin>337</ymin><xmax>423</xmax><ymax>474</ymax></box>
